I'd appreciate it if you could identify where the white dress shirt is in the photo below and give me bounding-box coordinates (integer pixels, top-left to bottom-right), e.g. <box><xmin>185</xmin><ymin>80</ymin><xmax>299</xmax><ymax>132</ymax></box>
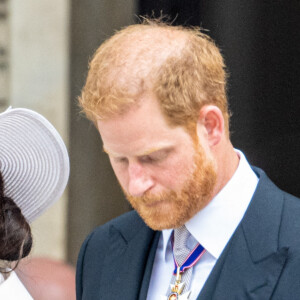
<box><xmin>0</xmin><ymin>271</ymin><xmax>33</xmax><ymax>299</ymax></box>
<box><xmin>147</xmin><ymin>150</ymin><xmax>259</xmax><ymax>300</ymax></box>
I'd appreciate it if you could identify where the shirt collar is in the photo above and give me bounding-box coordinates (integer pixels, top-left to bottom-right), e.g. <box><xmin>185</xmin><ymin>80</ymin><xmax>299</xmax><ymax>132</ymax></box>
<box><xmin>161</xmin><ymin>150</ymin><xmax>259</xmax><ymax>260</ymax></box>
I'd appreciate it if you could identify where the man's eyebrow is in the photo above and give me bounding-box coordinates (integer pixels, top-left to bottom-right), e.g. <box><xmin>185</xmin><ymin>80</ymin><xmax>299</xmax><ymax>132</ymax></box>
<box><xmin>139</xmin><ymin>148</ymin><xmax>164</xmax><ymax>156</ymax></box>
<box><xmin>139</xmin><ymin>146</ymin><xmax>173</xmax><ymax>157</ymax></box>
<box><xmin>102</xmin><ymin>146</ymin><xmax>170</xmax><ymax>157</ymax></box>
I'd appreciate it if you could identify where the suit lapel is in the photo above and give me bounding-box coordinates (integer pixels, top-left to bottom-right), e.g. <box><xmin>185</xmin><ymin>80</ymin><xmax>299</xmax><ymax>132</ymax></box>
<box><xmin>198</xmin><ymin>169</ymin><xmax>288</xmax><ymax>299</ymax></box>
<box><xmin>139</xmin><ymin>231</ymin><xmax>161</xmax><ymax>299</ymax></box>
<box><xmin>98</xmin><ymin>213</ymin><xmax>158</xmax><ymax>300</ymax></box>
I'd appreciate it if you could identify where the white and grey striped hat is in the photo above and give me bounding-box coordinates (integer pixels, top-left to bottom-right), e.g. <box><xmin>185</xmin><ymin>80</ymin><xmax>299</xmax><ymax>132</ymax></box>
<box><xmin>0</xmin><ymin>107</ymin><xmax>69</xmax><ymax>223</ymax></box>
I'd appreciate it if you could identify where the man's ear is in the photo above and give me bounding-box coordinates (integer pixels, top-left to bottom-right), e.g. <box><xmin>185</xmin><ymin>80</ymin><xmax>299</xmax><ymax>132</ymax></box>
<box><xmin>197</xmin><ymin>105</ymin><xmax>224</xmax><ymax>147</ymax></box>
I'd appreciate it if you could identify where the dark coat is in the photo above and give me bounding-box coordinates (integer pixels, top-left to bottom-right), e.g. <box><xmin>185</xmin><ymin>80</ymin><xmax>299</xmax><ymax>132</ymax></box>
<box><xmin>76</xmin><ymin>168</ymin><xmax>300</xmax><ymax>299</ymax></box>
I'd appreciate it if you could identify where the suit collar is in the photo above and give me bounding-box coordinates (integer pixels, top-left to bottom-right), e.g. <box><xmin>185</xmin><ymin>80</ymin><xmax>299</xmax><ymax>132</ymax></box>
<box><xmin>198</xmin><ymin>168</ymin><xmax>288</xmax><ymax>299</ymax></box>
<box><xmin>242</xmin><ymin>167</ymin><xmax>285</xmax><ymax>262</ymax></box>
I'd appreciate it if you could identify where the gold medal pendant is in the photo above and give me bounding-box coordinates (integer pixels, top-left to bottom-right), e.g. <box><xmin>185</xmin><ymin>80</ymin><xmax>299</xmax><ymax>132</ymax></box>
<box><xmin>161</xmin><ymin>267</ymin><xmax>191</xmax><ymax>300</ymax></box>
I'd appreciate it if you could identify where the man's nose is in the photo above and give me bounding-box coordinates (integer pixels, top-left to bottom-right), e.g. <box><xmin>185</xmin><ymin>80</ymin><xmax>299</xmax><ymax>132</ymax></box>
<box><xmin>127</xmin><ymin>163</ymin><xmax>153</xmax><ymax>197</ymax></box>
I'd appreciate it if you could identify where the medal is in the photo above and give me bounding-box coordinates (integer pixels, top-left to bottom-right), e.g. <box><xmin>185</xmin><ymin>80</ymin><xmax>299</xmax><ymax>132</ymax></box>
<box><xmin>161</xmin><ymin>267</ymin><xmax>191</xmax><ymax>300</ymax></box>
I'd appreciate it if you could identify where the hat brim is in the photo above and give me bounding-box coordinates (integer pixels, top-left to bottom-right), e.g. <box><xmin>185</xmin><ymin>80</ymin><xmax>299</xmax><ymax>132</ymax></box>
<box><xmin>0</xmin><ymin>107</ymin><xmax>69</xmax><ymax>223</ymax></box>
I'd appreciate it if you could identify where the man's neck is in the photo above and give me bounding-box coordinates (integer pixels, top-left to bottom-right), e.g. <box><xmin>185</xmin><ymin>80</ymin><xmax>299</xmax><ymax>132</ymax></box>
<box><xmin>211</xmin><ymin>142</ymin><xmax>239</xmax><ymax>199</ymax></box>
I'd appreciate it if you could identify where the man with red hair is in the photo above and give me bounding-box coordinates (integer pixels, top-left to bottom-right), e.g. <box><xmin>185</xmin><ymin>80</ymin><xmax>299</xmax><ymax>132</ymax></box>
<box><xmin>76</xmin><ymin>19</ymin><xmax>300</xmax><ymax>299</ymax></box>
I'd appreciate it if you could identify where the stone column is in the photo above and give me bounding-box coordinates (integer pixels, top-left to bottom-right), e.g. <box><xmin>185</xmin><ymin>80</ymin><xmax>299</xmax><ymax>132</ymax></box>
<box><xmin>9</xmin><ymin>0</ymin><xmax>70</xmax><ymax>260</ymax></box>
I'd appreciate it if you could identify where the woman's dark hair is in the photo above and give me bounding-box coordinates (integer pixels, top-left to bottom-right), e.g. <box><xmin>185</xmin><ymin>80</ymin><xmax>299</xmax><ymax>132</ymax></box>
<box><xmin>0</xmin><ymin>171</ymin><xmax>32</xmax><ymax>271</ymax></box>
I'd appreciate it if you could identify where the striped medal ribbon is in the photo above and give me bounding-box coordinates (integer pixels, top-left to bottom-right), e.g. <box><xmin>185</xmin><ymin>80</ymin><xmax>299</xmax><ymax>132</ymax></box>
<box><xmin>161</xmin><ymin>235</ymin><xmax>206</xmax><ymax>300</ymax></box>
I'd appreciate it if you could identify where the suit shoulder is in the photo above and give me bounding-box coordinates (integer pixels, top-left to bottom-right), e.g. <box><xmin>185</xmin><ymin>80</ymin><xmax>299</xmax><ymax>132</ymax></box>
<box><xmin>82</xmin><ymin>210</ymin><xmax>145</xmax><ymax>246</ymax></box>
<box><xmin>76</xmin><ymin>211</ymin><xmax>144</xmax><ymax>290</ymax></box>
<box><xmin>281</xmin><ymin>191</ymin><xmax>300</xmax><ymax>226</ymax></box>
<box><xmin>283</xmin><ymin>191</ymin><xmax>300</xmax><ymax>206</ymax></box>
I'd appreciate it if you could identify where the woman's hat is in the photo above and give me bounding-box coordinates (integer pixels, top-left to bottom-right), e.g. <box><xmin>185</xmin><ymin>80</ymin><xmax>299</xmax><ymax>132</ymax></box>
<box><xmin>0</xmin><ymin>107</ymin><xmax>69</xmax><ymax>223</ymax></box>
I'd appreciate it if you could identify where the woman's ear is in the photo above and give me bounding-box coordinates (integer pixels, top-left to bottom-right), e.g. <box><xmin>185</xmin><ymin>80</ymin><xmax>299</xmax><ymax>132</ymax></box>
<box><xmin>197</xmin><ymin>105</ymin><xmax>225</xmax><ymax>147</ymax></box>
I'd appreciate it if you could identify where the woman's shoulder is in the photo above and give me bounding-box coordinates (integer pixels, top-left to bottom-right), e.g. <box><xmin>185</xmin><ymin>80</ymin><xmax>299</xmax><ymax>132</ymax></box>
<box><xmin>0</xmin><ymin>271</ymin><xmax>33</xmax><ymax>300</ymax></box>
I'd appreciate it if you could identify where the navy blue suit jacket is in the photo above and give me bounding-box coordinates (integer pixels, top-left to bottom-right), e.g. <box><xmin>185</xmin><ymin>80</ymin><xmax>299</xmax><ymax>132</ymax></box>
<box><xmin>76</xmin><ymin>168</ymin><xmax>300</xmax><ymax>299</ymax></box>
